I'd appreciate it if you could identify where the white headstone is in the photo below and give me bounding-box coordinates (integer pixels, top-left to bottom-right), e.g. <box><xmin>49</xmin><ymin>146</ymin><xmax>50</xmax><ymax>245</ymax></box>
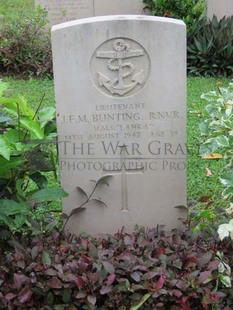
<box><xmin>207</xmin><ymin>0</ymin><xmax>233</xmax><ymax>20</ymax></box>
<box><xmin>35</xmin><ymin>0</ymin><xmax>146</xmax><ymax>27</ymax></box>
<box><xmin>52</xmin><ymin>16</ymin><xmax>187</xmax><ymax>235</ymax></box>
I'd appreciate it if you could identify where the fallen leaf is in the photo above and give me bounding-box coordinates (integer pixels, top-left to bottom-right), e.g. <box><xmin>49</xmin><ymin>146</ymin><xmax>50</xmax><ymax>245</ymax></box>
<box><xmin>205</xmin><ymin>167</ymin><xmax>213</xmax><ymax>177</ymax></box>
<box><xmin>225</xmin><ymin>101</ymin><xmax>233</xmax><ymax>107</ymax></box>
<box><xmin>198</xmin><ymin>195</ymin><xmax>211</xmax><ymax>203</ymax></box>
<box><xmin>202</xmin><ymin>153</ymin><xmax>223</xmax><ymax>160</ymax></box>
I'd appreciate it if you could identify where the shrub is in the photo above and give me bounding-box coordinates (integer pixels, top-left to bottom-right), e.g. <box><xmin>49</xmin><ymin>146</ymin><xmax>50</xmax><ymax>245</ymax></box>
<box><xmin>0</xmin><ymin>81</ymin><xmax>66</xmax><ymax>235</ymax></box>
<box><xmin>143</xmin><ymin>0</ymin><xmax>205</xmax><ymax>34</ymax></box>
<box><xmin>187</xmin><ymin>16</ymin><xmax>233</xmax><ymax>77</ymax></box>
<box><xmin>0</xmin><ymin>7</ymin><xmax>52</xmax><ymax>78</ymax></box>
<box><xmin>199</xmin><ymin>82</ymin><xmax>233</xmax><ymax>199</ymax></box>
<box><xmin>0</xmin><ymin>226</ymin><xmax>232</xmax><ymax>309</ymax></box>
<box><xmin>199</xmin><ymin>82</ymin><xmax>233</xmax><ymax>241</ymax></box>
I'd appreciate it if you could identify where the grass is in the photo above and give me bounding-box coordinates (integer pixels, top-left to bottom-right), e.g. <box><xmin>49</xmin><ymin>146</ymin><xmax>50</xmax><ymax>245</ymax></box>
<box><xmin>187</xmin><ymin>77</ymin><xmax>230</xmax><ymax>203</ymax></box>
<box><xmin>0</xmin><ymin>0</ymin><xmax>34</xmax><ymax>21</ymax></box>
<box><xmin>3</xmin><ymin>76</ymin><xmax>231</xmax><ymax>207</ymax></box>
<box><xmin>3</xmin><ymin>78</ymin><xmax>55</xmax><ymax>109</ymax></box>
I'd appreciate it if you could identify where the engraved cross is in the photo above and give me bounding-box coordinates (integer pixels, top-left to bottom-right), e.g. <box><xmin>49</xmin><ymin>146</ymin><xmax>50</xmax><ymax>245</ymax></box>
<box><xmin>103</xmin><ymin>145</ymin><xmax>144</xmax><ymax>212</ymax></box>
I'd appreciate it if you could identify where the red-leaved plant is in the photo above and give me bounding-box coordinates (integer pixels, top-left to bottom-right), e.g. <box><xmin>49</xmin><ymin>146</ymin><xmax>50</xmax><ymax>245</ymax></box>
<box><xmin>0</xmin><ymin>226</ymin><xmax>233</xmax><ymax>309</ymax></box>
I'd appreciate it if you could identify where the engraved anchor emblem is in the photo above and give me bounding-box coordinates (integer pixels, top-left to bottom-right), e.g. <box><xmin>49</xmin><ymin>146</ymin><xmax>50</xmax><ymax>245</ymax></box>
<box><xmin>96</xmin><ymin>39</ymin><xmax>145</xmax><ymax>96</ymax></box>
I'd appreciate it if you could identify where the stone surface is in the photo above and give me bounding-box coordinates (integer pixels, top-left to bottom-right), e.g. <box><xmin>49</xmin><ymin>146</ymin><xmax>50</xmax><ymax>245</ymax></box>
<box><xmin>35</xmin><ymin>0</ymin><xmax>146</xmax><ymax>27</ymax></box>
<box><xmin>35</xmin><ymin>0</ymin><xmax>93</xmax><ymax>27</ymax></box>
<box><xmin>52</xmin><ymin>15</ymin><xmax>187</xmax><ymax>235</ymax></box>
<box><xmin>207</xmin><ymin>0</ymin><xmax>233</xmax><ymax>19</ymax></box>
<box><xmin>94</xmin><ymin>0</ymin><xmax>145</xmax><ymax>16</ymax></box>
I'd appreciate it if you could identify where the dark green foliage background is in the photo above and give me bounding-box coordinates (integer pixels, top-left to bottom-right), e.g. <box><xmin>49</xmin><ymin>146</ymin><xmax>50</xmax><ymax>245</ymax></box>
<box><xmin>0</xmin><ymin>1</ymin><xmax>52</xmax><ymax>78</ymax></box>
<box><xmin>143</xmin><ymin>0</ymin><xmax>205</xmax><ymax>34</ymax></box>
<box><xmin>188</xmin><ymin>16</ymin><xmax>233</xmax><ymax>77</ymax></box>
<box><xmin>144</xmin><ymin>0</ymin><xmax>233</xmax><ymax>77</ymax></box>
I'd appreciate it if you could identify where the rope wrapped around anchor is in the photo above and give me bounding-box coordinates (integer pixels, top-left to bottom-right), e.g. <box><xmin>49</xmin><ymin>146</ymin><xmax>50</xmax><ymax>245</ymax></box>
<box><xmin>107</xmin><ymin>59</ymin><xmax>134</xmax><ymax>85</ymax></box>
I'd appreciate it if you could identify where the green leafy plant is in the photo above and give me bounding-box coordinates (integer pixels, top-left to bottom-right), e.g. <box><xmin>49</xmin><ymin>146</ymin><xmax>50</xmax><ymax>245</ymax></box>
<box><xmin>188</xmin><ymin>16</ymin><xmax>233</xmax><ymax>77</ymax></box>
<box><xmin>0</xmin><ymin>6</ymin><xmax>52</xmax><ymax>78</ymax></box>
<box><xmin>188</xmin><ymin>199</ymin><xmax>223</xmax><ymax>236</ymax></box>
<box><xmin>199</xmin><ymin>82</ymin><xmax>233</xmax><ymax>195</ymax></box>
<box><xmin>199</xmin><ymin>81</ymin><xmax>233</xmax><ymax>240</ymax></box>
<box><xmin>143</xmin><ymin>0</ymin><xmax>205</xmax><ymax>34</ymax></box>
<box><xmin>0</xmin><ymin>81</ymin><xmax>67</xmax><ymax>235</ymax></box>
<box><xmin>218</xmin><ymin>218</ymin><xmax>233</xmax><ymax>241</ymax></box>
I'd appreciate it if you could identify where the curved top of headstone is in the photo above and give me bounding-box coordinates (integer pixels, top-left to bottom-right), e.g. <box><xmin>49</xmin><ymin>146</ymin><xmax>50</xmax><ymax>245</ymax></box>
<box><xmin>52</xmin><ymin>15</ymin><xmax>185</xmax><ymax>32</ymax></box>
